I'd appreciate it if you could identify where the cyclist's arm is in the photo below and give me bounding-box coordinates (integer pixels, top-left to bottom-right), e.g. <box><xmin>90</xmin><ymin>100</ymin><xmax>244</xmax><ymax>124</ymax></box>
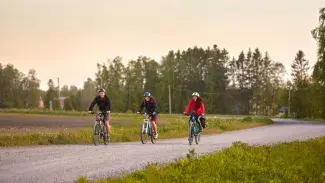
<box><xmin>184</xmin><ymin>101</ymin><xmax>191</xmax><ymax>114</ymax></box>
<box><xmin>105</xmin><ymin>97</ymin><xmax>111</xmax><ymax>112</ymax></box>
<box><xmin>137</xmin><ymin>101</ymin><xmax>145</xmax><ymax>112</ymax></box>
<box><xmin>152</xmin><ymin>101</ymin><xmax>158</xmax><ymax>113</ymax></box>
<box><xmin>201</xmin><ymin>101</ymin><xmax>205</xmax><ymax>115</ymax></box>
<box><xmin>88</xmin><ymin>97</ymin><xmax>97</xmax><ymax>111</ymax></box>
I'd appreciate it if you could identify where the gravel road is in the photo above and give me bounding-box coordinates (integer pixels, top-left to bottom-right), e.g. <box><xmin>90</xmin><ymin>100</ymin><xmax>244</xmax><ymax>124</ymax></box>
<box><xmin>1</xmin><ymin>118</ymin><xmax>325</xmax><ymax>183</ymax></box>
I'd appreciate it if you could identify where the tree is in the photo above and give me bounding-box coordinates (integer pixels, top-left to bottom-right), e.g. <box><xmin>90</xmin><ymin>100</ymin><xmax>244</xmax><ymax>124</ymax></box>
<box><xmin>21</xmin><ymin>69</ymin><xmax>40</xmax><ymax>108</ymax></box>
<box><xmin>0</xmin><ymin>64</ymin><xmax>24</xmax><ymax>108</ymax></box>
<box><xmin>311</xmin><ymin>7</ymin><xmax>325</xmax><ymax>118</ymax></box>
<box><xmin>96</xmin><ymin>57</ymin><xmax>126</xmax><ymax>111</ymax></box>
<box><xmin>291</xmin><ymin>50</ymin><xmax>311</xmax><ymax>118</ymax></box>
<box><xmin>292</xmin><ymin>50</ymin><xmax>310</xmax><ymax>88</ymax></box>
<box><xmin>80</xmin><ymin>78</ymin><xmax>97</xmax><ymax>110</ymax></box>
<box><xmin>45</xmin><ymin>79</ymin><xmax>57</xmax><ymax>109</ymax></box>
<box><xmin>60</xmin><ymin>85</ymin><xmax>70</xmax><ymax>97</ymax></box>
<box><xmin>124</xmin><ymin>59</ymin><xmax>144</xmax><ymax>111</ymax></box>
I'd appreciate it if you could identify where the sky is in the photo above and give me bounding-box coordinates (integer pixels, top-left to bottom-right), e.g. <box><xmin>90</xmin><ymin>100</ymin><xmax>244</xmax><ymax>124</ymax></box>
<box><xmin>1</xmin><ymin>0</ymin><xmax>324</xmax><ymax>90</ymax></box>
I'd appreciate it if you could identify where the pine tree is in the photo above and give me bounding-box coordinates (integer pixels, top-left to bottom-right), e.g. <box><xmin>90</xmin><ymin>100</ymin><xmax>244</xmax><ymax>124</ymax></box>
<box><xmin>291</xmin><ymin>50</ymin><xmax>311</xmax><ymax>118</ymax></box>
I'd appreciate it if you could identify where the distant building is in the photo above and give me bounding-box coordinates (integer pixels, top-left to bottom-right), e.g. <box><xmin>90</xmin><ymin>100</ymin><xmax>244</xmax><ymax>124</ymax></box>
<box><xmin>278</xmin><ymin>106</ymin><xmax>288</xmax><ymax>117</ymax></box>
<box><xmin>279</xmin><ymin>106</ymin><xmax>288</xmax><ymax>113</ymax></box>
<box><xmin>38</xmin><ymin>97</ymin><xmax>44</xmax><ymax>109</ymax></box>
<box><xmin>54</xmin><ymin>96</ymin><xmax>68</xmax><ymax>110</ymax></box>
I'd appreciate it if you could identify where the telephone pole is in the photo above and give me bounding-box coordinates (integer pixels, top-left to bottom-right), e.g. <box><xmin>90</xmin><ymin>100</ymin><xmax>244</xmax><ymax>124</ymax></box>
<box><xmin>288</xmin><ymin>86</ymin><xmax>291</xmax><ymax>117</ymax></box>
<box><xmin>168</xmin><ymin>85</ymin><xmax>171</xmax><ymax>114</ymax></box>
<box><xmin>57</xmin><ymin>78</ymin><xmax>60</xmax><ymax>98</ymax></box>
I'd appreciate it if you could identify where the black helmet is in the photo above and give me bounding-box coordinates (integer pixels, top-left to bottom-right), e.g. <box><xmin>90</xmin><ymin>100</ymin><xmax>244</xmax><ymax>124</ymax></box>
<box><xmin>98</xmin><ymin>88</ymin><xmax>105</xmax><ymax>93</ymax></box>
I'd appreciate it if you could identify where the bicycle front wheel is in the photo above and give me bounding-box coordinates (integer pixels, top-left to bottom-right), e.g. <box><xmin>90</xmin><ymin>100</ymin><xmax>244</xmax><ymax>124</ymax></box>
<box><xmin>188</xmin><ymin>122</ymin><xmax>194</xmax><ymax>145</ymax></box>
<box><xmin>93</xmin><ymin>123</ymin><xmax>101</xmax><ymax>146</ymax></box>
<box><xmin>140</xmin><ymin>125</ymin><xmax>149</xmax><ymax>144</ymax></box>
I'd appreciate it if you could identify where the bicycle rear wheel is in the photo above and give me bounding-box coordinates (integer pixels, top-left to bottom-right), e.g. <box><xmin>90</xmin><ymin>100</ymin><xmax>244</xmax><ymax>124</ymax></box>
<box><xmin>150</xmin><ymin>132</ymin><xmax>156</xmax><ymax>144</ymax></box>
<box><xmin>102</xmin><ymin>125</ymin><xmax>109</xmax><ymax>145</ymax></box>
<box><xmin>194</xmin><ymin>124</ymin><xmax>200</xmax><ymax>144</ymax></box>
<box><xmin>149</xmin><ymin>126</ymin><xmax>156</xmax><ymax>144</ymax></box>
<box><xmin>195</xmin><ymin>134</ymin><xmax>200</xmax><ymax>144</ymax></box>
<box><xmin>93</xmin><ymin>123</ymin><xmax>101</xmax><ymax>146</ymax></box>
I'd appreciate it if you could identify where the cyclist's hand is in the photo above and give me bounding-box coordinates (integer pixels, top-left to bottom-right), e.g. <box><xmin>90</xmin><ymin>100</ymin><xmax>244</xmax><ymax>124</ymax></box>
<box><xmin>107</xmin><ymin>111</ymin><xmax>110</xmax><ymax>114</ymax></box>
<box><xmin>152</xmin><ymin>112</ymin><xmax>156</xmax><ymax>115</ymax></box>
<box><xmin>183</xmin><ymin>112</ymin><xmax>188</xmax><ymax>116</ymax></box>
<box><xmin>201</xmin><ymin>113</ymin><xmax>204</xmax><ymax>116</ymax></box>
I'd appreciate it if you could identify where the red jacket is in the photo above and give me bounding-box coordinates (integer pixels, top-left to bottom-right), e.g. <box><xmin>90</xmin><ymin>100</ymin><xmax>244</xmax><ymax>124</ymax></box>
<box><xmin>184</xmin><ymin>99</ymin><xmax>205</xmax><ymax>115</ymax></box>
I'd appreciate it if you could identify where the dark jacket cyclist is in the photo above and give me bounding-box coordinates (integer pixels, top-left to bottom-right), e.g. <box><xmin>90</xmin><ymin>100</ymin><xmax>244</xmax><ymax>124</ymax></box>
<box><xmin>88</xmin><ymin>88</ymin><xmax>111</xmax><ymax>138</ymax></box>
<box><xmin>137</xmin><ymin>91</ymin><xmax>159</xmax><ymax>139</ymax></box>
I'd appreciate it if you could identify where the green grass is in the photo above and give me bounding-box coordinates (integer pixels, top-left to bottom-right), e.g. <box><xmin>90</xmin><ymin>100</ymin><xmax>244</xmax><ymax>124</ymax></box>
<box><xmin>0</xmin><ymin>108</ymin><xmax>270</xmax><ymax>118</ymax></box>
<box><xmin>77</xmin><ymin>136</ymin><xmax>325</xmax><ymax>183</ymax></box>
<box><xmin>0</xmin><ymin>115</ymin><xmax>271</xmax><ymax>146</ymax></box>
<box><xmin>0</xmin><ymin>108</ymin><xmax>90</xmax><ymax>116</ymax></box>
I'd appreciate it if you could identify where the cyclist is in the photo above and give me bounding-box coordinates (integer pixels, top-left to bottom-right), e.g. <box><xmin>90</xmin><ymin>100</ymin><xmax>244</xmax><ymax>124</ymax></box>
<box><xmin>137</xmin><ymin>92</ymin><xmax>159</xmax><ymax>139</ymax></box>
<box><xmin>183</xmin><ymin>92</ymin><xmax>206</xmax><ymax>132</ymax></box>
<box><xmin>88</xmin><ymin>88</ymin><xmax>111</xmax><ymax>139</ymax></box>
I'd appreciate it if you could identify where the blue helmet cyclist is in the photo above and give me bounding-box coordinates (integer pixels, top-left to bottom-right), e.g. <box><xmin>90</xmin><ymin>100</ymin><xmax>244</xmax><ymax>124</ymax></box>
<box><xmin>137</xmin><ymin>92</ymin><xmax>159</xmax><ymax>139</ymax></box>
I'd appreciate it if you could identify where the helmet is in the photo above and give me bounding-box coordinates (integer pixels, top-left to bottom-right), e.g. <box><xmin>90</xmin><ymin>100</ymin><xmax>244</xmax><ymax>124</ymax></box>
<box><xmin>98</xmin><ymin>88</ymin><xmax>105</xmax><ymax>93</ymax></box>
<box><xmin>144</xmin><ymin>92</ymin><xmax>151</xmax><ymax>97</ymax></box>
<box><xmin>192</xmin><ymin>92</ymin><xmax>200</xmax><ymax>97</ymax></box>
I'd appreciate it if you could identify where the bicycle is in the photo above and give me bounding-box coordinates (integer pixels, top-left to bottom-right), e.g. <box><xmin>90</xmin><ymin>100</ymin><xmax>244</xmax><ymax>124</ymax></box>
<box><xmin>90</xmin><ymin>111</ymin><xmax>109</xmax><ymax>146</ymax></box>
<box><xmin>185</xmin><ymin>112</ymin><xmax>201</xmax><ymax>145</ymax></box>
<box><xmin>139</xmin><ymin>112</ymin><xmax>156</xmax><ymax>144</ymax></box>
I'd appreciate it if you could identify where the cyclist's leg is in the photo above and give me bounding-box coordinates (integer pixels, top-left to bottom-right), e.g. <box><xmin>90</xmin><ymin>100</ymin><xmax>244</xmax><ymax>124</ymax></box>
<box><xmin>196</xmin><ymin>115</ymin><xmax>203</xmax><ymax>131</ymax></box>
<box><xmin>103</xmin><ymin>113</ymin><xmax>110</xmax><ymax>136</ymax></box>
<box><xmin>200</xmin><ymin>116</ymin><xmax>206</xmax><ymax>128</ymax></box>
<box><xmin>151</xmin><ymin>114</ymin><xmax>158</xmax><ymax>138</ymax></box>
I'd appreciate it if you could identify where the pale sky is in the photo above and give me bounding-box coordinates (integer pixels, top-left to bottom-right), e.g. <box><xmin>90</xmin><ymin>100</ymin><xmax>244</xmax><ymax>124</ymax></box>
<box><xmin>1</xmin><ymin>0</ymin><xmax>324</xmax><ymax>90</ymax></box>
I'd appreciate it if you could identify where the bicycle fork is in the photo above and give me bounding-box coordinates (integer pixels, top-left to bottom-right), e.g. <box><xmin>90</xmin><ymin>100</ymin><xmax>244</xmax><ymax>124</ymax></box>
<box><xmin>142</xmin><ymin>121</ymin><xmax>149</xmax><ymax>134</ymax></box>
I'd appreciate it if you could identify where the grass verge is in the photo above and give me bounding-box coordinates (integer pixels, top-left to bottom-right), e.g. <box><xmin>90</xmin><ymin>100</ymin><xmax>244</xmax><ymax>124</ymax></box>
<box><xmin>77</xmin><ymin>136</ymin><xmax>325</xmax><ymax>183</ymax></box>
<box><xmin>0</xmin><ymin>108</ymin><xmax>90</xmax><ymax>116</ymax></box>
<box><xmin>0</xmin><ymin>115</ymin><xmax>272</xmax><ymax>146</ymax></box>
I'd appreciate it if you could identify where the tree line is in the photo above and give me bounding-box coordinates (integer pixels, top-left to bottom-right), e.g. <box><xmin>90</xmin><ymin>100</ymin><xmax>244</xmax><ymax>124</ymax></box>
<box><xmin>1</xmin><ymin>7</ymin><xmax>324</xmax><ymax>118</ymax></box>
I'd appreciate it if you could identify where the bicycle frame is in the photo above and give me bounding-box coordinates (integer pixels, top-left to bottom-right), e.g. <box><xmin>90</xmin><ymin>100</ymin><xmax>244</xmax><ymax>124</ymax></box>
<box><xmin>140</xmin><ymin>112</ymin><xmax>156</xmax><ymax>144</ymax></box>
<box><xmin>92</xmin><ymin>111</ymin><xmax>108</xmax><ymax>145</ymax></box>
<box><xmin>189</xmin><ymin>113</ymin><xmax>200</xmax><ymax>135</ymax></box>
<box><xmin>142</xmin><ymin>113</ymin><xmax>153</xmax><ymax>135</ymax></box>
<box><xmin>187</xmin><ymin>112</ymin><xmax>201</xmax><ymax>145</ymax></box>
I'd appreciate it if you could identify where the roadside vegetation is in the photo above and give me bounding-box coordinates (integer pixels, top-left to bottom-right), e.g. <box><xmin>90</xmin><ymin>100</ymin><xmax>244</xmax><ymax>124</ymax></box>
<box><xmin>0</xmin><ymin>108</ymin><xmax>90</xmax><ymax>117</ymax></box>
<box><xmin>0</xmin><ymin>113</ymin><xmax>271</xmax><ymax>146</ymax></box>
<box><xmin>77</xmin><ymin>136</ymin><xmax>325</xmax><ymax>183</ymax></box>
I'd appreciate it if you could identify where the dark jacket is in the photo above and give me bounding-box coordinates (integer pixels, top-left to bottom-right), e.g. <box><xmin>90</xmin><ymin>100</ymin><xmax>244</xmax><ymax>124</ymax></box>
<box><xmin>88</xmin><ymin>95</ymin><xmax>111</xmax><ymax>111</ymax></box>
<box><xmin>138</xmin><ymin>97</ymin><xmax>158</xmax><ymax>114</ymax></box>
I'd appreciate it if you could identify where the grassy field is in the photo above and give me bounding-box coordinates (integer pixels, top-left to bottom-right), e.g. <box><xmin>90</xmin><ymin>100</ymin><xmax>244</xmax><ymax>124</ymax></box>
<box><xmin>0</xmin><ymin>113</ymin><xmax>272</xmax><ymax>146</ymax></box>
<box><xmin>76</xmin><ymin>136</ymin><xmax>325</xmax><ymax>183</ymax></box>
<box><xmin>0</xmin><ymin>108</ymin><xmax>273</xmax><ymax>118</ymax></box>
<box><xmin>0</xmin><ymin>108</ymin><xmax>95</xmax><ymax>116</ymax></box>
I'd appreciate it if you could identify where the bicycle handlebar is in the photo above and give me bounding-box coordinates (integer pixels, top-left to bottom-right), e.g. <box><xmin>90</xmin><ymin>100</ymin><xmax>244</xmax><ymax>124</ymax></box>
<box><xmin>89</xmin><ymin>111</ymin><xmax>108</xmax><ymax>115</ymax></box>
<box><xmin>137</xmin><ymin>112</ymin><xmax>155</xmax><ymax>117</ymax></box>
<box><xmin>184</xmin><ymin>112</ymin><xmax>196</xmax><ymax>116</ymax></box>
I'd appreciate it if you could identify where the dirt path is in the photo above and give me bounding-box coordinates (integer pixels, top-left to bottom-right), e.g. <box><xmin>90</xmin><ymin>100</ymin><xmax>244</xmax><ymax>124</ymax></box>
<box><xmin>0</xmin><ymin>119</ymin><xmax>324</xmax><ymax>183</ymax></box>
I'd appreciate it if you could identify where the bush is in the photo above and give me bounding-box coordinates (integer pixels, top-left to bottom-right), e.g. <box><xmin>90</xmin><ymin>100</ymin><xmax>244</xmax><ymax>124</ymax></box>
<box><xmin>242</xmin><ymin>116</ymin><xmax>253</xmax><ymax>122</ymax></box>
